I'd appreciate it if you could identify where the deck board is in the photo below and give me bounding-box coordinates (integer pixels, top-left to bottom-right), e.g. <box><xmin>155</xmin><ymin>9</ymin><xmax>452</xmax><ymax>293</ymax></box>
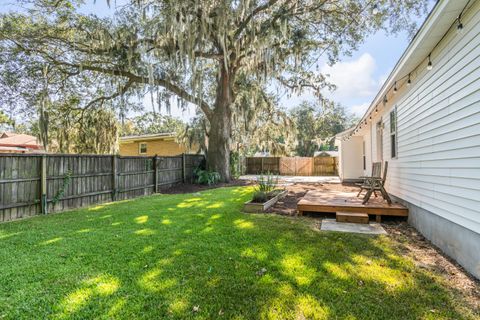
<box><xmin>297</xmin><ymin>190</ymin><xmax>408</xmax><ymax>216</ymax></box>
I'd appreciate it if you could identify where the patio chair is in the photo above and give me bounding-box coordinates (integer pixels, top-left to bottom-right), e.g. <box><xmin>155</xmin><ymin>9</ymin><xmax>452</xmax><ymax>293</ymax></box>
<box><xmin>360</xmin><ymin>161</ymin><xmax>392</xmax><ymax>205</ymax></box>
<box><xmin>356</xmin><ymin>162</ymin><xmax>382</xmax><ymax>197</ymax></box>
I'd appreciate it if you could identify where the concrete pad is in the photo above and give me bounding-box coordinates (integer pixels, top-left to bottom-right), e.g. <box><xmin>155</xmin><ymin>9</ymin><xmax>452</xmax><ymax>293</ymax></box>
<box><xmin>239</xmin><ymin>175</ymin><xmax>341</xmax><ymax>184</ymax></box>
<box><xmin>320</xmin><ymin>219</ymin><xmax>387</xmax><ymax>235</ymax></box>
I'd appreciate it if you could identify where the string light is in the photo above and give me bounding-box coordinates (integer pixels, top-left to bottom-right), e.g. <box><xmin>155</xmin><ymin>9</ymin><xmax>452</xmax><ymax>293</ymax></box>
<box><xmin>342</xmin><ymin>1</ymin><xmax>470</xmax><ymax>143</ymax></box>
<box><xmin>457</xmin><ymin>14</ymin><xmax>464</xmax><ymax>34</ymax></box>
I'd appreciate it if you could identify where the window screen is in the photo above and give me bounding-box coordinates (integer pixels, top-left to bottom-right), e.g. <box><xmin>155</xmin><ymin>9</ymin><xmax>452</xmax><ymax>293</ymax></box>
<box><xmin>390</xmin><ymin>108</ymin><xmax>398</xmax><ymax>158</ymax></box>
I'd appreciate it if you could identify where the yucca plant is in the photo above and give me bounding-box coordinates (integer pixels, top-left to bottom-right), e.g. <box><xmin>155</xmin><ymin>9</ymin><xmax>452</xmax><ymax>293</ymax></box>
<box><xmin>255</xmin><ymin>173</ymin><xmax>278</xmax><ymax>194</ymax></box>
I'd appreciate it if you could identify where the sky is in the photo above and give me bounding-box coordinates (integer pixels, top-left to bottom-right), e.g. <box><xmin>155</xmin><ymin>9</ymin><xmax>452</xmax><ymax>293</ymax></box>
<box><xmin>0</xmin><ymin>0</ymin><xmax>434</xmax><ymax>121</ymax></box>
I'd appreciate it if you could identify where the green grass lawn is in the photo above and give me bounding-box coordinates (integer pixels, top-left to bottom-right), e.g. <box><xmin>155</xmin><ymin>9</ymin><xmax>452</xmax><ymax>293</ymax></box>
<box><xmin>0</xmin><ymin>186</ymin><xmax>477</xmax><ymax>319</ymax></box>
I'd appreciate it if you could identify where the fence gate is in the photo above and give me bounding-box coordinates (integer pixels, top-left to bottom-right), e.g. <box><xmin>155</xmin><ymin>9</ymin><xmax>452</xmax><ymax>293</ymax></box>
<box><xmin>313</xmin><ymin>157</ymin><xmax>338</xmax><ymax>175</ymax></box>
<box><xmin>246</xmin><ymin>156</ymin><xmax>337</xmax><ymax>176</ymax></box>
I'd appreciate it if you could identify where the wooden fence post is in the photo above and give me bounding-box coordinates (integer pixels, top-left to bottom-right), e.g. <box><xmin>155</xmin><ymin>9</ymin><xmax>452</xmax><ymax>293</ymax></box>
<box><xmin>40</xmin><ymin>155</ymin><xmax>48</xmax><ymax>214</ymax></box>
<box><xmin>261</xmin><ymin>157</ymin><xmax>264</xmax><ymax>173</ymax></box>
<box><xmin>182</xmin><ymin>153</ymin><xmax>186</xmax><ymax>183</ymax></box>
<box><xmin>112</xmin><ymin>155</ymin><xmax>118</xmax><ymax>201</ymax></box>
<box><xmin>154</xmin><ymin>155</ymin><xmax>159</xmax><ymax>193</ymax></box>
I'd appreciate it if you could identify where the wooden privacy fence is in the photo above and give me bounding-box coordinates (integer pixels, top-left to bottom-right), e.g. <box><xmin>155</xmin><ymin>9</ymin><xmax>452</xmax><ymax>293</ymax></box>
<box><xmin>0</xmin><ymin>153</ymin><xmax>204</xmax><ymax>222</ymax></box>
<box><xmin>246</xmin><ymin>156</ymin><xmax>338</xmax><ymax>176</ymax></box>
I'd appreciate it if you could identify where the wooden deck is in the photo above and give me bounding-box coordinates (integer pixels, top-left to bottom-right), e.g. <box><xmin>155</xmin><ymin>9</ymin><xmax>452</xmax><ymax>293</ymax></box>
<box><xmin>297</xmin><ymin>190</ymin><xmax>408</xmax><ymax>218</ymax></box>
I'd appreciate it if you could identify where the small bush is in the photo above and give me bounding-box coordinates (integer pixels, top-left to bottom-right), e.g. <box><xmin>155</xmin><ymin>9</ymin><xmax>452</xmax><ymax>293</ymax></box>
<box><xmin>194</xmin><ymin>167</ymin><xmax>221</xmax><ymax>185</ymax></box>
<box><xmin>252</xmin><ymin>191</ymin><xmax>269</xmax><ymax>203</ymax></box>
<box><xmin>255</xmin><ymin>173</ymin><xmax>278</xmax><ymax>193</ymax></box>
<box><xmin>250</xmin><ymin>173</ymin><xmax>282</xmax><ymax>203</ymax></box>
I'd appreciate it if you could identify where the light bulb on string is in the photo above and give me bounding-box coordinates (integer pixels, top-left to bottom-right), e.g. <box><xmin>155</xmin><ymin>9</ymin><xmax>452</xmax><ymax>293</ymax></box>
<box><xmin>393</xmin><ymin>81</ymin><xmax>397</xmax><ymax>94</ymax></box>
<box><xmin>407</xmin><ymin>73</ymin><xmax>411</xmax><ymax>86</ymax></box>
<box><xmin>457</xmin><ymin>14</ymin><xmax>464</xmax><ymax>34</ymax></box>
<box><xmin>427</xmin><ymin>54</ymin><xmax>433</xmax><ymax>71</ymax></box>
<box><xmin>372</xmin><ymin>4</ymin><xmax>379</xmax><ymax>15</ymax></box>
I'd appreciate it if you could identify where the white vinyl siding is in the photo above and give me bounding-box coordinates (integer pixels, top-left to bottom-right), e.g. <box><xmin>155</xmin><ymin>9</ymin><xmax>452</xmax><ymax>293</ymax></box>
<box><xmin>383</xmin><ymin>2</ymin><xmax>480</xmax><ymax>234</ymax></box>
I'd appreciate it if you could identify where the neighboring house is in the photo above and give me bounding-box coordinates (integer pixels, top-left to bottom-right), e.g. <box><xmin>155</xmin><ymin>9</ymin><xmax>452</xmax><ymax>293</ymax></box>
<box><xmin>0</xmin><ymin>132</ymin><xmax>44</xmax><ymax>153</ymax></box>
<box><xmin>336</xmin><ymin>0</ymin><xmax>480</xmax><ymax>279</ymax></box>
<box><xmin>119</xmin><ymin>133</ymin><xmax>198</xmax><ymax>156</ymax></box>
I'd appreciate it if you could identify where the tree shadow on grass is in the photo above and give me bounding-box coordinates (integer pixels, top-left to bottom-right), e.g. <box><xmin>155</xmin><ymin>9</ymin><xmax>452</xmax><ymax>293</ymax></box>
<box><xmin>0</xmin><ymin>186</ymin><xmax>476</xmax><ymax>319</ymax></box>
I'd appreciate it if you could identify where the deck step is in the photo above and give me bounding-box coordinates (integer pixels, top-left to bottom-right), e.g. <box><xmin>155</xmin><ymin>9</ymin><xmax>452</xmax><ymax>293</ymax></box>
<box><xmin>336</xmin><ymin>212</ymin><xmax>369</xmax><ymax>224</ymax></box>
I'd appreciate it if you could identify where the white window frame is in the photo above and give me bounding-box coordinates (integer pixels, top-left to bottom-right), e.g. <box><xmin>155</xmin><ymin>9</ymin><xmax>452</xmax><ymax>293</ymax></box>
<box><xmin>390</xmin><ymin>107</ymin><xmax>398</xmax><ymax>159</ymax></box>
<box><xmin>362</xmin><ymin>140</ymin><xmax>366</xmax><ymax>170</ymax></box>
<box><xmin>139</xmin><ymin>142</ymin><xmax>147</xmax><ymax>154</ymax></box>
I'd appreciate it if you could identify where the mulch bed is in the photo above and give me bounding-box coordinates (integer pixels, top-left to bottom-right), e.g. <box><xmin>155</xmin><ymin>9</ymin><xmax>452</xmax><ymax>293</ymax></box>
<box><xmin>161</xmin><ymin>179</ymin><xmax>251</xmax><ymax>194</ymax></box>
<box><xmin>384</xmin><ymin>221</ymin><xmax>480</xmax><ymax>310</ymax></box>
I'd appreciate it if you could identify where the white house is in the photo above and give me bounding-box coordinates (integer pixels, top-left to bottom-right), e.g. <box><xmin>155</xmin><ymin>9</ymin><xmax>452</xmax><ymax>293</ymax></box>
<box><xmin>336</xmin><ymin>0</ymin><xmax>480</xmax><ymax>279</ymax></box>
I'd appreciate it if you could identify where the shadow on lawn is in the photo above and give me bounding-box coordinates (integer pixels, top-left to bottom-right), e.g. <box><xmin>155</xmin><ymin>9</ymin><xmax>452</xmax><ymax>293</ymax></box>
<box><xmin>0</xmin><ymin>186</ymin><xmax>474</xmax><ymax>319</ymax></box>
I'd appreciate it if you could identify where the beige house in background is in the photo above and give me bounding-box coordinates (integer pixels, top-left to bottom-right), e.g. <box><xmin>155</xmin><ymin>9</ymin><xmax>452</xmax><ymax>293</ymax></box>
<box><xmin>119</xmin><ymin>133</ymin><xmax>198</xmax><ymax>156</ymax></box>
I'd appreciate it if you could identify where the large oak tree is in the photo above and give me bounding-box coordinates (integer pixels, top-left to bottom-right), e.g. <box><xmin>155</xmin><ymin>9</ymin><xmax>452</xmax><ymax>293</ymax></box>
<box><xmin>0</xmin><ymin>0</ymin><xmax>427</xmax><ymax>181</ymax></box>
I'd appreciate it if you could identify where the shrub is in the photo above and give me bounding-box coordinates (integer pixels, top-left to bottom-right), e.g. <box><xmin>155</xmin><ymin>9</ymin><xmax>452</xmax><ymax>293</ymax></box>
<box><xmin>252</xmin><ymin>191</ymin><xmax>268</xmax><ymax>203</ymax></box>
<box><xmin>255</xmin><ymin>173</ymin><xmax>278</xmax><ymax>193</ymax></box>
<box><xmin>194</xmin><ymin>167</ymin><xmax>221</xmax><ymax>185</ymax></box>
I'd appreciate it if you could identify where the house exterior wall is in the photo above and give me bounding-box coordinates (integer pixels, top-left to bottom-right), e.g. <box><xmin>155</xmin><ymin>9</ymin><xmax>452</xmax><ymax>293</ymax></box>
<box><xmin>363</xmin><ymin>1</ymin><xmax>480</xmax><ymax>278</ymax></box>
<box><xmin>119</xmin><ymin>138</ymin><xmax>191</xmax><ymax>157</ymax></box>
<box><xmin>380</xmin><ymin>1</ymin><xmax>480</xmax><ymax>234</ymax></box>
<box><xmin>337</xmin><ymin>136</ymin><xmax>363</xmax><ymax>180</ymax></box>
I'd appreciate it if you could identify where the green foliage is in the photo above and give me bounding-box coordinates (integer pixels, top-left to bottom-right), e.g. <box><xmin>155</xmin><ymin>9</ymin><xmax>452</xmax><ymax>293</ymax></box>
<box><xmin>0</xmin><ymin>187</ymin><xmax>475</xmax><ymax>319</ymax></box>
<box><xmin>252</xmin><ymin>190</ymin><xmax>269</xmax><ymax>203</ymax></box>
<box><xmin>0</xmin><ymin>110</ymin><xmax>14</xmax><ymax>128</ymax></box>
<box><xmin>121</xmin><ymin>112</ymin><xmax>185</xmax><ymax>136</ymax></box>
<box><xmin>229</xmin><ymin>151</ymin><xmax>242</xmax><ymax>179</ymax></box>
<box><xmin>290</xmin><ymin>101</ymin><xmax>356</xmax><ymax>156</ymax></box>
<box><xmin>193</xmin><ymin>167</ymin><xmax>221</xmax><ymax>186</ymax></box>
<box><xmin>178</xmin><ymin>115</ymin><xmax>209</xmax><ymax>155</ymax></box>
<box><xmin>51</xmin><ymin>170</ymin><xmax>72</xmax><ymax>205</ymax></box>
<box><xmin>252</xmin><ymin>173</ymin><xmax>282</xmax><ymax>202</ymax></box>
<box><xmin>47</xmin><ymin>103</ymin><xmax>119</xmax><ymax>154</ymax></box>
<box><xmin>255</xmin><ymin>173</ymin><xmax>278</xmax><ymax>194</ymax></box>
<box><xmin>0</xmin><ymin>0</ymin><xmax>429</xmax><ymax>179</ymax></box>
<box><xmin>231</xmin><ymin>76</ymin><xmax>296</xmax><ymax>157</ymax></box>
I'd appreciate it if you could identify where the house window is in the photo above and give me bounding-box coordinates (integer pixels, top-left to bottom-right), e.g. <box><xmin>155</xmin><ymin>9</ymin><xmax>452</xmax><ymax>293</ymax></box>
<box><xmin>390</xmin><ymin>107</ymin><xmax>398</xmax><ymax>158</ymax></box>
<box><xmin>139</xmin><ymin>142</ymin><xmax>147</xmax><ymax>154</ymax></box>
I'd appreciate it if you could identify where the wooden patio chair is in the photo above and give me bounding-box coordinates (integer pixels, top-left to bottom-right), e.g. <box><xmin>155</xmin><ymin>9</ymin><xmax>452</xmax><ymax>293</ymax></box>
<box><xmin>356</xmin><ymin>162</ymin><xmax>382</xmax><ymax>197</ymax></box>
<box><xmin>361</xmin><ymin>161</ymin><xmax>392</xmax><ymax>205</ymax></box>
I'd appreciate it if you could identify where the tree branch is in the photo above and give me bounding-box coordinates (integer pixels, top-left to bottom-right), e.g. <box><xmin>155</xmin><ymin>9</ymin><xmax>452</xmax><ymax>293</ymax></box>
<box><xmin>70</xmin><ymin>63</ymin><xmax>213</xmax><ymax>119</ymax></box>
<box><xmin>234</xmin><ymin>0</ymin><xmax>279</xmax><ymax>40</ymax></box>
<box><xmin>83</xmin><ymin>78</ymin><xmax>135</xmax><ymax>109</ymax></box>
<box><xmin>8</xmin><ymin>40</ymin><xmax>214</xmax><ymax>119</ymax></box>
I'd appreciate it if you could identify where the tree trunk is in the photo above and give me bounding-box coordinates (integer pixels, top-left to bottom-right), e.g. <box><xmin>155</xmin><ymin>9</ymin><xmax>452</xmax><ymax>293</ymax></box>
<box><xmin>206</xmin><ymin>65</ymin><xmax>233</xmax><ymax>182</ymax></box>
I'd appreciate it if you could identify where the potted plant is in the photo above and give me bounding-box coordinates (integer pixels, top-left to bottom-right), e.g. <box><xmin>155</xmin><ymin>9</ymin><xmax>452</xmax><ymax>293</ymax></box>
<box><xmin>243</xmin><ymin>174</ymin><xmax>287</xmax><ymax>212</ymax></box>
